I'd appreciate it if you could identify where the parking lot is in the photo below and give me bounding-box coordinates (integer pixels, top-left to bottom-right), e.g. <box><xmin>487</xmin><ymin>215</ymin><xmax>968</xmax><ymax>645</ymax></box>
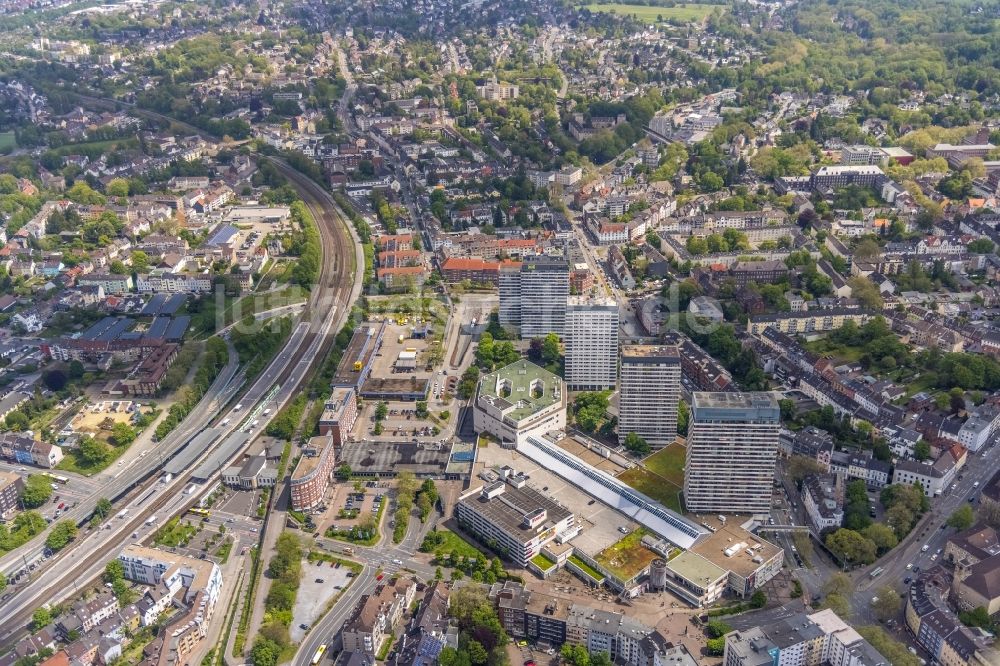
<box><xmin>290</xmin><ymin>561</ymin><xmax>353</xmax><ymax>643</ymax></box>
<box><xmin>315</xmin><ymin>481</ymin><xmax>388</xmax><ymax>535</ymax></box>
<box><xmin>476</xmin><ymin>443</ymin><xmax>636</xmax><ymax>557</ymax></box>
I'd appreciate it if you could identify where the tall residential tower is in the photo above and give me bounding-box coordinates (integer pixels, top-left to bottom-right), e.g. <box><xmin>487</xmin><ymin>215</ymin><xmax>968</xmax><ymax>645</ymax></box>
<box><xmin>565</xmin><ymin>296</ymin><xmax>618</xmax><ymax>391</ymax></box>
<box><xmin>618</xmin><ymin>345</ymin><xmax>681</xmax><ymax>449</ymax></box>
<box><xmin>498</xmin><ymin>256</ymin><xmax>569</xmax><ymax>338</ymax></box>
<box><xmin>684</xmin><ymin>392</ymin><xmax>780</xmax><ymax>515</ymax></box>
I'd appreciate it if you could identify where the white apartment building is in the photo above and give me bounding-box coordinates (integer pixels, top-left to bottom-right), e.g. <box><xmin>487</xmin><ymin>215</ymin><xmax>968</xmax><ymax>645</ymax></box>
<box><xmin>617</xmin><ymin>345</ymin><xmax>681</xmax><ymax>449</ymax></box>
<box><xmin>684</xmin><ymin>392</ymin><xmax>781</xmax><ymax>515</ymax></box>
<box><xmin>136</xmin><ymin>272</ymin><xmax>214</xmax><ymax>294</ymax></box>
<box><xmin>565</xmin><ymin>297</ymin><xmax>618</xmax><ymax>391</ymax></box>
<box><xmin>498</xmin><ymin>257</ymin><xmax>569</xmax><ymax>338</ymax></box>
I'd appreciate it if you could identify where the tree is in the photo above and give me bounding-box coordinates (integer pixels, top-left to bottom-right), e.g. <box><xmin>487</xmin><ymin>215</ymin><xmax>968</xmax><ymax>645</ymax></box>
<box><xmin>94</xmin><ymin>497</ymin><xmax>113</xmax><ymax>519</ymax></box>
<box><xmin>823</xmin><ymin>593</ymin><xmax>852</xmax><ymax>618</ymax></box>
<box><xmin>913</xmin><ymin>440</ymin><xmax>931</xmax><ymax>461</ymax></box>
<box><xmin>825</xmin><ymin>528</ymin><xmax>877</xmax><ymax>564</ymax></box>
<box><xmin>574</xmin><ymin>391</ymin><xmax>610</xmax><ymax>432</ymax></box>
<box><xmin>862</xmin><ymin>523</ymin><xmax>899</xmax><ymax>553</ymax></box>
<box><xmin>106</xmin><ymin>178</ymin><xmax>130</xmax><ymax>198</ymax></box>
<box><xmin>131</xmin><ymin>250</ymin><xmax>150</xmax><ymax>273</ymax></box>
<box><xmin>336</xmin><ymin>464</ymin><xmax>351</xmax><ymax>480</ymax></box>
<box><xmin>750</xmin><ymin>589</ymin><xmax>767</xmax><ymax>608</ymax></box>
<box><xmin>561</xmin><ymin>644</ymin><xmax>591</xmax><ymax>666</ymax></box>
<box><xmin>250</xmin><ymin>638</ymin><xmax>281</xmax><ymax>666</ymax></box>
<box><xmin>374</xmin><ymin>402</ymin><xmax>388</xmax><ymax>421</ymax></box>
<box><xmin>823</xmin><ymin>573</ymin><xmax>853</xmax><ymax>598</ymax></box>
<box><xmin>885</xmin><ymin>503</ymin><xmax>915</xmax><ymax>539</ymax></box>
<box><xmin>623</xmin><ymin>432</ymin><xmax>650</xmax><ymax>455</ymax></box>
<box><xmin>872</xmin><ymin>585</ymin><xmax>902</xmax><ymax>620</ymax></box>
<box><xmin>42</xmin><ymin>370</ymin><xmax>67</xmax><ymax>392</ymax></box>
<box><xmin>21</xmin><ymin>475</ymin><xmax>53</xmax><ymax>508</ymax></box>
<box><xmin>541</xmin><ymin>333</ymin><xmax>561</xmax><ymax>368</ymax></box>
<box><xmin>45</xmin><ymin>520</ymin><xmax>78</xmax><ymax>551</ymax></box>
<box><xmin>848</xmin><ymin>275</ymin><xmax>884</xmax><ymax>310</ymax></box>
<box><xmin>948</xmin><ymin>504</ymin><xmax>975</xmax><ymax>531</ymax></box>
<box><xmin>677</xmin><ymin>399</ymin><xmax>689</xmax><ymax>436</ymax></box>
<box><xmin>78</xmin><ymin>437</ymin><xmax>111</xmax><ymax>466</ymax></box>
<box><xmin>31</xmin><ymin>608</ymin><xmax>51</xmax><ymax>631</ymax></box>
<box><xmin>968</xmin><ymin>239</ymin><xmax>995</xmax><ymax>254</ymax></box>
<box><xmin>5</xmin><ymin>410</ymin><xmax>29</xmax><ymax>431</ymax></box>
<box><xmin>854</xmin><ymin>239</ymin><xmax>881</xmax><ymax>262</ymax></box>
<box><xmin>104</xmin><ymin>559</ymin><xmax>125</xmax><ymax>583</ymax></box>
<box><xmin>787</xmin><ymin>455</ymin><xmax>827</xmax><ymax>482</ymax></box>
<box><xmin>110</xmin><ymin>422</ymin><xmax>137</xmax><ymax>447</ymax></box>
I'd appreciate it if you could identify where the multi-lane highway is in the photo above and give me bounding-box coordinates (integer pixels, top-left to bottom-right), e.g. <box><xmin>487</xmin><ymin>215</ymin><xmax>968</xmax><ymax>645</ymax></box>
<box><xmin>0</xmin><ymin>105</ymin><xmax>364</xmax><ymax>643</ymax></box>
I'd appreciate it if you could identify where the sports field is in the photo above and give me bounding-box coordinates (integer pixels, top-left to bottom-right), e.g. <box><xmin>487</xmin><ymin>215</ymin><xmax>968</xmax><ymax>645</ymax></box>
<box><xmin>616</xmin><ymin>442</ymin><xmax>686</xmax><ymax>513</ymax></box>
<box><xmin>583</xmin><ymin>3</ymin><xmax>723</xmax><ymax>23</ymax></box>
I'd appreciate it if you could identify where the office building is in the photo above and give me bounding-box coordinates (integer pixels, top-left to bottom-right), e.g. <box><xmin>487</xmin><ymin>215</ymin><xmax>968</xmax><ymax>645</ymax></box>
<box><xmin>498</xmin><ymin>257</ymin><xmax>569</xmax><ymax>338</ymax></box>
<box><xmin>473</xmin><ymin>360</ymin><xmax>567</xmax><ymax>446</ymax></box>
<box><xmin>454</xmin><ymin>478</ymin><xmax>575</xmax><ymax>567</ymax></box>
<box><xmin>618</xmin><ymin>345</ymin><xmax>681</xmax><ymax>449</ymax></box>
<box><xmin>289</xmin><ymin>435</ymin><xmax>336</xmax><ymax>511</ymax></box>
<box><xmin>684</xmin><ymin>392</ymin><xmax>780</xmax><ymax>515</ymax></box>
<box><xmin>565</xmin><ymin>296</ymin><xmax>618</xmax><ymax>390</ymax></box>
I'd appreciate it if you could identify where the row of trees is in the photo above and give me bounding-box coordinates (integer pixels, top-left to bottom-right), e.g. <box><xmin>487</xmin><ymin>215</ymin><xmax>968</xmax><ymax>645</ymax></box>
<box><xmin>251</xmin><ymin>533</ymin><xmax>304</xmax><ymax>666</ymax></box>
<box><xmin>155</xmin><ymin>336</ymin><xmax>230</xmax><ymax>440</ymax></box>
<box><xmin>825</xmin><ymin>482</ymin><xmax>929</xmax><ymax>566</ymax></box>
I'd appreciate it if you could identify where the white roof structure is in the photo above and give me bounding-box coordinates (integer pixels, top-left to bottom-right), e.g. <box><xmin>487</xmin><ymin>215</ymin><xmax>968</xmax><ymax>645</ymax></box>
<box><xmin>518</xmin><ymin>436</ymin><xmax>706</xmax><ymax>550</ymax></box>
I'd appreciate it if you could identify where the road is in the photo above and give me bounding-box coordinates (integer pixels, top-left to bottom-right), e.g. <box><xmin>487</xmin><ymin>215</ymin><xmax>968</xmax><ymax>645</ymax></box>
<box><xmin>0</xmin><ymin>343</ymin><xmax>241</xmax><ymax>585</ymax></box>
<box><xmin>294</xmin><ymin>512</ymin><xmax>440</xmax><ymax>666</ymax></box>
<box><xmin>0</xmin><ymin>103</ymin><xmax>364</xmax><ymax>644</ymax></box>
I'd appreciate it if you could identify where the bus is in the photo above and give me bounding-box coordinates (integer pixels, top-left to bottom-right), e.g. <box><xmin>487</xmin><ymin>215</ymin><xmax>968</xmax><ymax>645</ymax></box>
<box><xmin>44</xmin><ymin>473</ymin><xmax>69</xmax><ymax>484</ymax></box>
<box><xmin>869</xmin><ymin>567</ymin><xmax>885</xmax><ymax>579</ymax></box>
<box><xmin>311</xmin><ymin>645</ymin><xmax>326</xmax><ymax>665</ymax></box>
<box><xmin>188</xmin><ymin>508</ymin><xmax>210</xmax><ymax>518</ymax></box>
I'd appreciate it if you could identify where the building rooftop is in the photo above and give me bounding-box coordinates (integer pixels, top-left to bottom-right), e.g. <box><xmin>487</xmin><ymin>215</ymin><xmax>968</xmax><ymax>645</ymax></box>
<box><xmin>459</xmin><ymin>481</ymin><xmax>572</xmax><ymax>540</ymax></box>
<box><xmin>665</xmin><ymin>550</ymin><xmax>728</xmax><ymax>587</ymax></box>
<box><xmin>690</xmin><ymin>518</ymin><xmax>783</xmax><ymax>578</ymax></box>
<box><xmin>621</xmin><ymin>344</ymin><xmax>680</xmax><ymax>362</ymax></box>
<box><xmin>477</xmin><ymin>360</ymin><xmax>562</xmax><ymax>423</ymax></box>
<box><xmin>691</xmin><ymin>391</ymin><xmax>780</xmax><ymax>422</ymax></box>
<box><xmin>339</xmin><ymin>440</ymin><xmax>456</xmax><ymax>476</ymax></box>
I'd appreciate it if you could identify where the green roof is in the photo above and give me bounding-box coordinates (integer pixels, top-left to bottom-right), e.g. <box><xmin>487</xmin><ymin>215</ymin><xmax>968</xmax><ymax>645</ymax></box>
<box><xmin>479</xmin><ymin>360</ymin><xmax>563</xmax><ymax>423</ymax></box>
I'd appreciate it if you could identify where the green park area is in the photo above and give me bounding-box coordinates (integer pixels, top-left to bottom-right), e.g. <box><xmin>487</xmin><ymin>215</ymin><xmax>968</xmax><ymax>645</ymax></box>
<box><xmin>583</xmin><ymin>3</ymin><xmax>723</xmax><ymax>23</ymax></box>
<box><xmin>616</xmin><ymin>442</ymin><xmax>686</xmax><ymax>513</ymax></box>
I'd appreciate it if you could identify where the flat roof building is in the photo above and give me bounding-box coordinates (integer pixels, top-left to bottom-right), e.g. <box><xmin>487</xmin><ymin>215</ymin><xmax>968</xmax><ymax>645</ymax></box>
<box><xmin>498</xmin><ymin>256</ymin><xmax>569</xmax><ymax>338</ymax></box>
<box><xmin>618</xmin><ymin>345</ymin><xmax>681</xmax><ymax>449</ymax></box>
<box><xmin>318</xmin><ymin>387</ymin><xmax>358</xmax><ymax>445</ymax></box>
<box><xmin>565</xmin><ymin>296</ymin><xmax>618</xmax><ymax>391</ymax></box>
<box><xmin>290</xmin><ymin>435</ymin><xmax>336</xmax><ymax>511</ymax></box>
<box><xmin>473</xmin><ymin>360</ymin><xmax>567</xmax><ymax>446</ymax></box>
<box><xmin>0</xmin><ymin>470</ymin><xmax>24</xmax><ymax>520</ymax></box>
<box><xmin>455</xmin><ymin>479</ymin><xmax>576</xmax><ymax>568</ymax></box>
<box><xmin>684</xmin><ymin>392</ymin><xmax>780</xmax><ymax>516</ymax></box>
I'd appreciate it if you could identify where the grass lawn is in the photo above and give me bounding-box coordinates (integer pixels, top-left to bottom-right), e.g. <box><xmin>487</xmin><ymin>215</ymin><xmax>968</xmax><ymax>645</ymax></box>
<box><xmin>616</xmin><ymin>442</ymin><xmax>686</xmax><ymax>513</ymax></box>
<box><xmin>582</xmin><ymin>2</ymin><xmax>723</xmax><ymax>23</ymax></box>
<box><xmin>154</xmin><ymin>516</ymin><xmax>200</xmax><ymax>547</ymax></box>
<box><xmin>531</xmin><ymin>552</ymin><xmax>556</xmax><ymax>571</ymax></box>
<box><xmin>595</xmin><ymin>528</ymin><xmax>659</xmax><ymax>581</ymax></box>
<box><xmin>617</xmin><ymin>467</ymin><xmax>684</xmax><ymax>513</ymax></box>
<box><xmin>642</xmin><ymin>442</ymin><xmax>686</xmax><ymax>485</ymax></box>
<box><xmin>568</xmin><ymin>555</ymin><xmax>605</xmax><ymax>582</ymax></box>
<box><xmin>422</xmin><ymin>528</ymin><xmax>485</xmax><ymax>559</ymax></box>
<box><xmin>55</xmin><ymin>444</ymin><xmax>126</xmax><ymax>476</ymax></box>
<box><xmin>803</xmin><ymin>339</ymin><xmax>865</xmax><ymax>364</ymax></box>
<box><xmin>0</xmin><ymin>131</ymin><xmax>16</xmax><ymax>152</ymax></box>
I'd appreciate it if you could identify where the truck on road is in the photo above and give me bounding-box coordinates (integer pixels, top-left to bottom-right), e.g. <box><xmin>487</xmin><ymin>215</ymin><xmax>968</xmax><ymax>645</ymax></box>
<box><xmin>116</xmin><ymin>509</ymin><xmax>129</xmax><ymax>519</ymax></box>
<box><xmin>146</xmin><ymin>515</ymin><xmax>157</xmax><ymax>526</ymax></box>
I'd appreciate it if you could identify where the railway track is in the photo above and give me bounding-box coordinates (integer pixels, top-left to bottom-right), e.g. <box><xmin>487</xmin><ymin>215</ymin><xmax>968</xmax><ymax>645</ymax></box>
<box><xmin>0</xmin><ymin>104</ymin><xmax>361</xmax><ymax>642</ymax></box>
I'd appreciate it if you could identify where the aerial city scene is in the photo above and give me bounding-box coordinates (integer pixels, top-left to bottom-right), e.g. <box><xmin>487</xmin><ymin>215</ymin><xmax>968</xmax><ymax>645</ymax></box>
<box><xmin>2</xmin><ymin>0</ymin><xmax>1000</xmax><ymax>665</ymax></box>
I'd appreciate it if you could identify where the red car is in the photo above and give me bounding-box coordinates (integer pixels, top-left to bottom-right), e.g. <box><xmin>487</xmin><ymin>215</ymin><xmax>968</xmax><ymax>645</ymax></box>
<box><xmin>57</xmin><ymin>503</ymin><xmax>65</xmax><ymax>510</ymax></box>
<box><xmin>376</xmin><ymin>574</ymin><xmax>384</xmax><ymax>581</ymax></box>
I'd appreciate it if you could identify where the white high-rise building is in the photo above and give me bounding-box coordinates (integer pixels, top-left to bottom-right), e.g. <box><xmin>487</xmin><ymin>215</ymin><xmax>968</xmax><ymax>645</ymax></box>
<box><xmin>565</xmin><ymin>296</ymin><xmax>618</xmax><ymax>390</ymax></box>
<box><xmin>684</xmin><ymin>392</ymin><xmax>780</xmax><ymax>515</ymax></box>
<box><xmin>618</xmin><ymin>345</ymin><xmax>681</xmax><ymax>449</ymax></box>
<box><xmin>498</xmin><ymin>257</ymin><xmax>569</xmax><ymax>338</ymax></box>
